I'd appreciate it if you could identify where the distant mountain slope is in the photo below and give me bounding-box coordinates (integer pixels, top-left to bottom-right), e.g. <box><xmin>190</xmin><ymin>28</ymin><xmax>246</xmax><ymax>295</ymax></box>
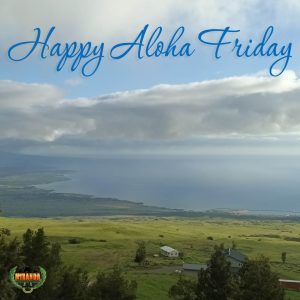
<box><xmin>0</xmin><ymin>185</ymin><xmax>182</xmax><ymax>217</ymax></box>
<box><xmin>0</xmin><ymin>163</ymin><xmax>183</xmax><ymax>217</ymax></box>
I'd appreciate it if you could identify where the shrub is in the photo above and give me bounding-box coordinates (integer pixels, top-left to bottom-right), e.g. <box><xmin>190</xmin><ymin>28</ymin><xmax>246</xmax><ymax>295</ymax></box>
<box><xmin>68</xmin><ymin>238</ymin><xmax>81</xmax><ymax>244</ymax></box>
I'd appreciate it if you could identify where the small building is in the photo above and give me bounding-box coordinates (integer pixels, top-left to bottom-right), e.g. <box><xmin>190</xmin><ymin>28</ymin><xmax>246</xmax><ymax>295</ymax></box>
<box><xmin>279</xmin><ymin>279</ymin><xmax>300</xmax><ymax>291</ymax></box>
<box><xmin>160</xmin><ymin>246</ymin><xmax>179</xmax><ymax>258</ymax></box>
<box><xmin>224</xmin><ymin>248</ymin><xmax>247</xmax><ymax>272</ymax></box>
<box><xmin>182</xmin><ymin>263</ymin><xmax>207</xmax><ymax>274</ymax></box>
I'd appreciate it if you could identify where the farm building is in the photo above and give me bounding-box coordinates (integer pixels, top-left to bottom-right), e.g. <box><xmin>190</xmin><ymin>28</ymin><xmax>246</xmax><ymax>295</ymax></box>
<box><xmin>182</xmin><ymin>263</ymin><xmax>207</xmax><ymax>274</ymax></box>
<box><xmin>181</xmin><ymin>249</ymin><xmax>246</xmax><ymax>275</ymax></box>
<box><xmin>160</xmin><ymin>246</ymin><xmax>179</xmax><ymax>258</ymax></box>
<box><xmin>279</xmin><ymin>279</ymin><xmax>300</xmax><ymax>291</ymax></box>
<box><xmin>224</xmin><ymin>248</ymin><xmax>247</xmax><ymax>272</ymax></box>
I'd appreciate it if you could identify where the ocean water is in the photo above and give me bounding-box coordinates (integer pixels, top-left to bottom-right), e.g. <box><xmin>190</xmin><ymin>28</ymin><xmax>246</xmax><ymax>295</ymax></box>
<box><xmin>41</xmin><ymin>155</ymin><xmax>300</xmax><ymax>212</ymax></box>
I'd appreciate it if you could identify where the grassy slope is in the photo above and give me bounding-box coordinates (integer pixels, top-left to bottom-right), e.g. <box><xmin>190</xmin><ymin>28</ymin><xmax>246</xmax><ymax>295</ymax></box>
<box><xmin>1</xmin><ymin>216</ymin><xmax>300</xmax><ymax>299</ymax></box>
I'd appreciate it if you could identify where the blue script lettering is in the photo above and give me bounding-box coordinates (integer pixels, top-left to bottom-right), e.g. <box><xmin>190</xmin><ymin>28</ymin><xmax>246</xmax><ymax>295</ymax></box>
<box><xmin>8</xmin><ymin>27</ymin><xmax>105</xmax><ymax>77</ymax></box>
<box><xmin>232</xmin><ymin>26</ymin><xmax>292</xmax><ymax>76</ymax></box>
<box><xmin>198</xmin><ymin>26</ymin><xmax>292</xmax><ymax>76</ymax></box>
<box><xmin>198</xmin><ymin>27</ymin><xmax>240</xmax><ymax>59</ymax></box>
<box><xmin>110</xmin><ymin>25</ymin><xmax>195</xmax><ymax>60</ymax></box>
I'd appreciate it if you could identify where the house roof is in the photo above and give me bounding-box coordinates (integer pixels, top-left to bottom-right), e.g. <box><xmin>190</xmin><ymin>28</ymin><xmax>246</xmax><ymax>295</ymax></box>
<box><xmin>183</xmin><ymin>263</ymin><xmax>207</xmax><ymax>271</ymax></box>
<box><xmin>160</xmin><ymin>246</ymin><xmax>177</xmax><ymax>253</ymax></box>
<box><xmin>224</xmin><ymin>248</ymin><xmax>246</xmax><ymax>263</ymax></box>
<box><xmin>279</xmin><ymin>279</ymin><xmax>300</xmax><ymax>283</ymax></box>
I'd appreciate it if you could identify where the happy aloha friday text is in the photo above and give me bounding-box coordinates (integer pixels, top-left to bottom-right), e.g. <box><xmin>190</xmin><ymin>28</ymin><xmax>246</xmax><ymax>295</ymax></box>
<box><xmin>7</xmin><ymin>25</ymin><xmax>292</xmax><ymax>77</ymax></box>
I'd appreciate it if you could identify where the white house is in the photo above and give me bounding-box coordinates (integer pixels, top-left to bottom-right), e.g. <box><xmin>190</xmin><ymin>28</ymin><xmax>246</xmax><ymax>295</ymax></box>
<box><xmin>160</xmin><ymin>246</ymin><xmax>179</xmax><ymax>258</ymax></box>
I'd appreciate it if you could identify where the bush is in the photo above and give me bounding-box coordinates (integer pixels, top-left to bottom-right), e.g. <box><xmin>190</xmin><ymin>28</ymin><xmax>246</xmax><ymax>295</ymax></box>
<box><xmin>88</xmin><ymin>266</ymin><xmax>137</xmax><ymax>300</ymax></box>
<box><xmin>134</xmin><ymin>241</ymin><xmax>146</xmax><ymax>264</ymax></box>
<box><xmin>68</xmin><ymin>238</ymin><xmax>81</xmax><ymax>244</ymax></box>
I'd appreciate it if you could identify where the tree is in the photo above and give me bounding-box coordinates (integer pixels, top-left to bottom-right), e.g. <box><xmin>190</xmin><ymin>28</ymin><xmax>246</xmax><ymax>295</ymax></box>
<box><xmin>196</xmin><ymin>244</ymin><xmax>238</xmax><ymax>300</ymax></box>
<box><xmin>169</xmin><ymin>276</ymin><xmax>197</xmax><ymax>300</ymax></box>
<box><xmin>238</xmin><ymin>256</ymin><xmax>284</xmax><ymax>300</ymax></box>
<box><xmin>88</xmin><ymin>266</ymin><xmax>137</xmax><ymax>300</ymax></box>
<box><xmin>134</xmin><ymin>241</ymin><xmax>146</xmax><ymax>264</ymax></box>
<box><xmin>231</xmin><ymin>240</ymin><xmax>237</xmax><ymax>250</ymax></box>
<box><xmin>170</xmin><ymin>244</ymin><xmax>238</xmax><ymax>300</ymax></box>
<box><xmin>56</xmin><ymin>266</ymin><xmax>89</xmax><ymax>300</ymax></box>
<box><xmin>22</xmin><ymin>228</ymin><xmax>51</xmax><ymax>268</ymax></box>
<box><xmin>281</xmin><ymin>252</ymin><xmax>287</xmax><ymax>264</ymax></box>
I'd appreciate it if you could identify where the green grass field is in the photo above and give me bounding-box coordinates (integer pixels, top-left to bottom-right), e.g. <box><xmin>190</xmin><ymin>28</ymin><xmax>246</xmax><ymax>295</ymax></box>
<box><xmin>1</xmin><ymin>216</ymin><xmax>300</xmax><ymax>299</ymax></box>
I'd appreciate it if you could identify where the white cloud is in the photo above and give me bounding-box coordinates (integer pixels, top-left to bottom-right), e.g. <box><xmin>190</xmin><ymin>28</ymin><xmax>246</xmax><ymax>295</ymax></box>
<box><xmin>1</xmin><ymin>70</ymin><xmax>300</xmax><ymax>143</ymax></box>
<box><xmin>0</xmin><ymin>81</ymin><xmax>95</xmax><ymax>141</ymax></box>
<box><xmin>0</xmin><ymin>0</ymin><xmax>296</xmax><ymax>47</ymax></box>
<box><xmin>0</xmin><ymin>80</ymin><xmax>62</xmax><ymax>113</ymax></box>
